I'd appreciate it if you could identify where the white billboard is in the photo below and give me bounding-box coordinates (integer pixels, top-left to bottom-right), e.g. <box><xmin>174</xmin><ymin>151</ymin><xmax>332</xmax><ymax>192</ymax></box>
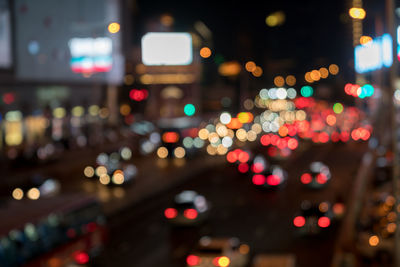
<box><xmin>141</xmin><ymin>32</ymin><xmax>193</xmax><ymax>66</ymax></box>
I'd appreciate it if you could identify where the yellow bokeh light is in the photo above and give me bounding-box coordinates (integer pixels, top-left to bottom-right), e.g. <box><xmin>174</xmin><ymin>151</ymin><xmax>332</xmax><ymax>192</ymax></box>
<box><xmin>200</xmin><ymin>47</ymin><xmax>212</xmax><ymax>58</ymax></box>
<box><xmin>319</xmin><ymin>67</ymin><xmax>329</xmax><ymax>78</ymax></box>
<box><xmin>160</xmin><ymin>14</ymin><xmax>174</xmax><ymax>27</ymax></box>
<box><xmin>112</xmin><ymin>172</ymin><xmax>125</xmax><ymax>185</ymax></box>
<box><xmin>174</xmin><ymin>147</ymin><xmax>186</xmax><ymax>158</ymax></box>
<box><xmin>96</xmin><ymin>166</ymin><xmax>108</xmax><ymax>177</ymax></box>
<box><xmin>266</xmin><ymin>11</ymin><xmax>285</xmax><ymax>27</ymax></box>
<box><xmin>198</xmin><ymin>128</ymin><xmax>209</xmax><ymax>140</ymax></box>
<box><xmin>329</xmin><ymin>64</ymin><xmax>339</xmax><ymax>75</ymax></box>
<box><xmin>208</xmin><ymin>132</ymin><xmax>220</xmax><ymax>144</ymax></box>
<box><xmin>157</xmin><ymin>147</ymin><xmax>169</xmax><ymax>159</ymax></box>
<box><xmin>310</xmin><ymin>70</ymin><xmax>321</xmax><ymax>81</ymax></box>
<box><xmin>349</xmin><ymin>7</ymin><xmax>366</xmax><ymax>19</ymax></box>
<box><xmin>27</xmin><ymin>188</ymin><xmax>40</xmax><ymax>200</ymax></box>
<box><xmin>99</xmin><ymin>174</ymin><xmax>111</xmax><ymax>185</ymax></box>
<box><xmin>120</xmin><ymin>104</ymin><xmax>131</xmax><ymax>116</ymax></box>
<box><xmin>124</xmin><ymin>74</ymin><xmax>134</xmax><ymax>85</ymax></box>
<box><xmin>252</xmin><ymin>66</ymin><xmax>263</xmax><ymax>77</ymax></box>
<box><xmin>274</xmin><ymin>76</ymin><xmax>285</xmax><ymax>87</ymax></box>
<box><xmin>108</xmin><ymin>22</ymin><xmax>120</xmax><ymax>34</ymax></box>
<box><xmin>305</xmin><ymin>72</ymin><xmax>313</xmax><ymax>83</ymax></box>
<box><xmin>368</xmin><ymin>235</ymin><xmax>379</xmax><ymax>246</ymax></box>
<box><xmin>285</xmin><ymin>75</ymin><xmax>296</xmax><ymax>86</ymax></box>
<box><xmin>216</xmin><ymin>144</ymin><xmax>228</xmax><ymax>155</ymax></box>
<box><xmin>236</xmin><ymin>128</ymin><xmax>247</xmax><ymax>141</ymax></box>
<box><xmin>218</xmin><ymin>256</ymin><xmax>230</xmax><ymax>267</ymax></box>
<box><xmin>206</xmin><ymin>144</ymin><xmax>217</xmax><ymax>155</ymax></box>
<box><xmin>247</xmin><ymin>130</ymin><xmax>257</xmax><ymax>141</ymax></box>
<box><xmin>360</xmin><ymin>36</ymin><xmax>372</xmax><ymax>45</ymax></box>
<box><xmin>12</xmin><ymin>188</ymin><xmax>24</xmax><ymax>200</ymax></box>
<box><xmin>84</xmin><ymin>166</ymin><xmax>95</xmax><ymax>178</ymax></box>
<box><xmin>239</xmin><ymin>244</ymin><xmax>250</xmax><ymax>254</ymax></box>
<box><xmin>245</xmin><ymin>61</ymin><xmax>256</xmax><ymax>72</ymax></box>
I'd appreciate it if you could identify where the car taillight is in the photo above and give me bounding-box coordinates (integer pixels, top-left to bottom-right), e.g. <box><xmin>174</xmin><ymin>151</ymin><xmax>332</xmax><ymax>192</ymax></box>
<box><xmin>186</xmin><ymin>254</ymin><xmax>200</xmax><ymax>266</ymax></box>
<box><xmin>72</xmin><ymin>251</ymin><xmax>89</xmax><ymax>265</ymax></box>
<box><xmin>318</xmin><ymin>216</ymin><xmax>331</xmax><ymax>228</ymax></box>
<box><xmin>164</xmin><ymin>208</ymin><xmax>178</xmax><ymax>219</ymax></box>
<box><xmin>213</xmin><ymin>256</ymin><xmax>230</xmax><ymax>267</ymax></box>
<box><xmin>293</xmin><ymin>216</ymin><xmax>306</xmax><ymax>227</ymax></box>
<box><xmin>238</xmin><ymin>163</ymin><xmax>249</xmax><ymax>173</ymax></box>
<box><xmin>252</xmin><ymin>174</ymin><xmax>266</xmax><ymax>185</ymax></box>
<box><xmin>266</xmin><ymin>174</ymin><xmax>281</xmax><ymax>186</ymax></box>
<box><xmin>316</xmin><ymin>173</ymin><xmax>328</xmax><ymax>184</ymax></box>
<box><xmin>251</xmin><ymin>162</ymin><xmax>264</xmax><ymax>173</ymax></box>
<box><xmin>184</xmin><ymin>209</ymin><xmax>198</xmax><ymax>220</ymax></box>
<box><xmin>300</xmin><ymin>173</ymin><xmax>312</xmax><ymax>184</ymax></box>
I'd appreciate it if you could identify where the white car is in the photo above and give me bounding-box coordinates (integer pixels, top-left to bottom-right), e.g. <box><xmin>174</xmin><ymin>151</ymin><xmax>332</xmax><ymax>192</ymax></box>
<box><xmin>186</xmin><ymin>236</ymin><xmax>249</xmax><ymax>267</ymax></box>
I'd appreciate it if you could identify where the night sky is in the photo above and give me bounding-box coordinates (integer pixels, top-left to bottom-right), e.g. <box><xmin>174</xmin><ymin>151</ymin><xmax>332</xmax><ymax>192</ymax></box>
<box><xmin>135</xmin><ymin>0</ymin><xmax>352</xmax><ymax>76</ymax></box>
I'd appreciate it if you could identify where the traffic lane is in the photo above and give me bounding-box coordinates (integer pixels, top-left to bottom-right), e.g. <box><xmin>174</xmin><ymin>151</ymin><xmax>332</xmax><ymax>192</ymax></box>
<box><xmin>93</xmin><ymin>142</ymin><xmax>367</xmax><ymax>267</ymax></box>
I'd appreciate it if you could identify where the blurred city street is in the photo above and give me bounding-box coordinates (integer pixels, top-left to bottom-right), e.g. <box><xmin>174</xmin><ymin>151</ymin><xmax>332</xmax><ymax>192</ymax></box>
<box><xmin>1</xmin><ymin>0</ymin><xmax>400</xmax><ymax>267</ymax></box>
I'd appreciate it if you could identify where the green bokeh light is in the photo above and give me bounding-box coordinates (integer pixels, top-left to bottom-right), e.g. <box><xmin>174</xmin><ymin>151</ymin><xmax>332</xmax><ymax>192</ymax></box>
<box><xmin>333</xmin><ymin>103</ymin><xmax>344</xmax><ymax>114</ymax></box>
<box><xmin>300</xmin><ymin>86</ymin><xmax>313</xmax><ymax>97</ymax></box>
<box><xmin>184</xmin><ymin>104</ymin><xmax>196</xmax><ymax>116</ymax></box>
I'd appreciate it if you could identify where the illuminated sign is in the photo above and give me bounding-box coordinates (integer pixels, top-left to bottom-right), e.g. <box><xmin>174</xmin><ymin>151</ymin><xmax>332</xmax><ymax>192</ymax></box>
<box><xmin>68</xmin><ymin>37</ymin><xmax>113</xmax><ymax>73</ymax></box>
<box><xmin>354</xmin><ymin>33</ymin><xmax>393</xmax><ymax>73</ymax></box>
<box><xmin>141</xmin><ymin>32</ymin><xmax>193</xmax><ymax>66</ymax></box>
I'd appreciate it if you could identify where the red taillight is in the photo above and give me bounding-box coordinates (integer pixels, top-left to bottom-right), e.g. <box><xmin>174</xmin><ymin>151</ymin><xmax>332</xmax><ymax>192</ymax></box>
<box><xmin>238</xmin><ymin>163</ymin><xmax>249</xmax><ymax>173</ymax></box>
<box><xmin>164</xmin><ymin>208</ymin><xmax>178</xmax><ymax>219</ymax></box>
<box><xmin>252</xmin><ymin>174</ymin><xmax>266</xmax><ymax>185</ymax></box>
<box><xmin>318</xmin><ymin>216</ymin><xmax>331</xmax><ymax>228</ymax></box>
<box><xmin>187</xmin><ymin>255</ymin><xmax>200</xmax><ymax>266</ymax></box>
<box><xmin>293</xmin><ymin>216</ymin><xmax>306</xmax><ymax>227</ymax></box>
<box><xmin>300</xmin><ymin>173</ymin><xmax>312</xmax><ymax>184</ymax></box>
<box><xmin>266</xmin><ymin>174</ymin><xmax>281</xmax><ymax>186</ymax></box>
<box><xmin>251</xmin><ymin>162</ymin><xmax>264</xmax><ymax>173</ymax></box>
<box><xmin>184</xmin><ymin>209</ymin><xmax>198</xmax><ymax>220</ymax></box>
<box><xmin>316</xmin><ymin>173</ymin><xmax>328</xmax><ymax>184</ymax></box>
<box><xmin>73</xmin><ymin>251</ymin><xmax>89</xmax><ymax>265</ymax></box>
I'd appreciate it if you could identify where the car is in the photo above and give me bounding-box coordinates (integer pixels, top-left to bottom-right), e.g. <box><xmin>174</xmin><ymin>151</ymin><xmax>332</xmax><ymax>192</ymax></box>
<box><xmin>186</xmin><ymin>236</ymin><xmax>250</xmax><ymax>267</ymax></box>
<box><xmin>83</xmin><ymin>148</ymin><xmax>137</xmax><ymax>186</ymax></box>
<box><xmin>164</xmin><ymin>191</ymin><xmax>210</xmax><ymax>226</ymax></box>
<box><xmin>299</xmin><ymin>161</ymin><xmax>331</xmax><ymax>189</ymax></box>
<box><xmin>293</xmin><ymin>200</ymin><xmax>334</xmax><ymax>235</ymax></box>
<box><xmin>249</xmin><ymin>155</ymin><xmax>288</xmax><ymax>189</ymax></box>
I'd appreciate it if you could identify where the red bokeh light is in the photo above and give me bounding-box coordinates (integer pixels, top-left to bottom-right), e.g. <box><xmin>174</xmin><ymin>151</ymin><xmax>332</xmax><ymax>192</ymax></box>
<box><xmin>187</xmin><ymin>255</ymin><xmax>201</xmax><ymax>266</ymax></box>
<box><xmin>318</xmin><ymin>216</ymin><xmax>331</xmax><ymax>228</ymax></box>
<box><xmin>316</xmin><ymin>173</ymin><xmax>328</xmax><ymax>184</ymax></box>
<box><xmin>252</xmin><ymin>174</ymin><xmax>266</xmax><ymax>185</ymax></box>
<box><xmin>238</xmin><ymin>151</ymin><xmax>250</xmax><ymax>163</ymax></box>
<box><xmin>226</xmin><ymin>151</ymin><xmax>237</xmax><ymax>163</ymax></box>
<box><xmin>251</xmin><ymin>162</ymin><xmax>264</xmax><ymax>173</ymax></box>
<box><xmin>129</xmin><ymin>89</ymin><xmax>148</xmax><ymax>101</ymax></box>
<box><xmin>164</xmin><ymin>208</ymin><xmax>178</xmax><ymax>219</ymax></box>
<box><xmin>260</xmin><ymin>135</ymin><xmax>271</xmax><ymax>146</ymax></box>
<box><xmin>238</xmin><ymin>163</ymin><xmax>249</xmax><ymax>173</ymax></box>
<box><xmin>300</xmin><ymin>173</ymin><xmax>312</xmax><ymax>184</ymax></box>
<box><xmin>287</xmin><ymin>138</ymin><xmax>298</xmax><ymax>150</ymax></box>
<box><xmin>73</xmin><ymin>251</ymin><xmax>89</xmax><ymax>265</ymax></box>
<box><xmin>184</xmin><ymin>209</ymin><xmax>198</xmax><ymax>220</ymax></box>
<box><xmin>266</xmin><ymin>174</ymin><xmax>281</xmax><ymax>186</ymax></box>
<box><xmin>293</xmin><ymin>216</ymin><xmax>306</xmax><ymax>227</ymax></box>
